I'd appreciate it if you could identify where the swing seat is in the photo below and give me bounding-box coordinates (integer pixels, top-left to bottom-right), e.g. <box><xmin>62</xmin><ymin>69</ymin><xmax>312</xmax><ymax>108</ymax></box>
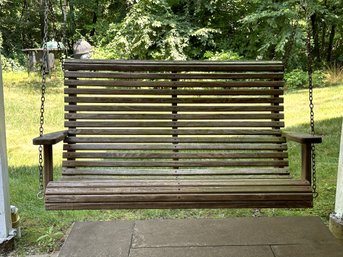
<box><xmin>33</xmin><ymin>60</ymin><xmax>321</xmax><ymax>210</ymax></box>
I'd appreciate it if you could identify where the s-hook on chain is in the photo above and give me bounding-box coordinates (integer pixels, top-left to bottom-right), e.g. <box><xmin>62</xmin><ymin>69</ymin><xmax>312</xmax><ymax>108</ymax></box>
<box><xmin>37</xmin><ymin>0</ymin><xmax>49</xmax><ymax>199</ymax></box>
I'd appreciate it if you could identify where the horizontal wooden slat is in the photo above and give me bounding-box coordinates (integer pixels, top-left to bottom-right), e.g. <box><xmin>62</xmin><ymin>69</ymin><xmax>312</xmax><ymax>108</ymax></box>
<box><xmin>64</xmin><ymin>121</ymin><xmax>284</xmax><ymax>128</ymax></box>
<box><xmin>65</xmin><ymin>105</ymin><xmax>284</xmax><ymax>112</ymax></box>
<box><xmin>64</xmin><ymin>97</ymin><xmax>283</xmax><ymax>105</ymax></box>
<box><xmin>60</xmin><ymin>174</ymin><xmax>294</xmax><ymax>181</ymax></box>
<box><xmin>63</xmin><ymin>143</ymin><xmax>287</xmax><ymax>151</ymax></box>
<box><xmin>65</xmin><ymin>136</ymin><xmax>286</xmax><ymax>144</ymax></box>
<box><xmin>65</xmin><ymin>79</ymin><xmax>284</xmax><ymax>88</ymax></box>
<box><xmin>45</xmin><ymin>200</ymin><xmax>313</xmax><ymax>210</ymax></box>
<box><xmin>65</xmin><ymin>71</ymin><xmax>284</xmax><ymax>80</ymax></box>
<box><xmin>65</xmin><ymin>60</ymin><xmax>283</xmax><ymax>65</ymax></box>
<box><xmin>61</xmin><ymin>168</ymin><xmax>289</xmax><ymax>176</ymax></box>
<box><xmin>64</xmin><ymin>60</ymin><xmax>284</xmax><ymax>72</ymax></box>
<box><xmin>68</xmin><ymin>128</ymin><xmax>282</xmax><ymax>136</ymax></box>
<box><xmin>47</xmin><ymin>184</ymin><xmax>309</xmax><ymax>194</ymax></box>
<box><xmin>62</xmin><ymin>152</ymin><xmax>288</xmax><ymax>159</ymax></box>
<box><xmin>64</xmin><ymin>88</ymin><xmax>285</xmax><ymax>97</ymax></box>
<box><xmin>62</xmin><ymin>160</ymin><xmax>289</xmax><ymax>168</ymax></box>
<box><xmin>46</xmin><ymin>193</ymin><xmax>312</xmax><ymax>204</ymax></box>
<box><xmin>65</xmin><ymin>113</ymin><xmax>284</xmax><ymax>120</ymax></box>
<box><xmin>47</xmin><ymin>179</ymin><xmax>308</xmax><ymax>188</ymax></box>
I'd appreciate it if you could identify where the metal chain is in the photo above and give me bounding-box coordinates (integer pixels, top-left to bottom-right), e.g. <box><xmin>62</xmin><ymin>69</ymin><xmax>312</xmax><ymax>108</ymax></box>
<box><xmin>37</xmin><ymin>0</ymin><xmax>49</xmax><ymax>199</ymax></box>
<box><xmin>305</xmin><ymin>4</ymin><xmax>318</xmax><ymax>198</ymax></box>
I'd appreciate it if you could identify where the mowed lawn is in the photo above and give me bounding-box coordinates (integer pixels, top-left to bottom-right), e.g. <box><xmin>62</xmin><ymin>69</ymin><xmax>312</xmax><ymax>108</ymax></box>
<box><xmin>3</xmin><ymin>71</ymin><xmax>343</xmax><ymax>254</ymax></box>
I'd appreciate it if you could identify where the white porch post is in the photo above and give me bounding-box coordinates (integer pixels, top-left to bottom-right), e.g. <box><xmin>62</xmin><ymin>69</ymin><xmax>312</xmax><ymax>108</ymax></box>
<box><xmin>336</xmin><ymin>120</ymin><xmax>343</xmax><ymax>218</ymax></box>
<box><xmin>0</xmin><ymin>54</ymin><xmax>13</xmax><ymax>244</ymax></box>
<box><xmin>330</xmin><ymin>119</ymin><xmax>343</xmax><ymax>239</ymax></box>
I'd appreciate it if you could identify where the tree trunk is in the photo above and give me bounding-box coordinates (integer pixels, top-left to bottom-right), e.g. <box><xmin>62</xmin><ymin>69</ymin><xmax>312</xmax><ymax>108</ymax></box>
<box><xmin>327</xmin><ymin>25</ymin><xmax>336</xmax><ymax>63</ymax></box>
<box><xmin>40</xmin><ymin>0</ymin><xmax>45</xmax><ymax>42</ymax></box>
<box><xmin>69</xmin><ymin>0</ymin><xmax>76</xmax><ymax>50</ymax></box>
<box><xmin>321</xmin><ymin>22</ymin><xmax>326</xmax><ymax>56</ymax></box>
<box><xmin>311</xmin><ymin>13</ymin><xmax>320</xmax><ymax>64</ymax></box>
<box><xmin>90</xmin><ymin>11</ymin><xmax>97</xmax><ymax>37</ymax></box>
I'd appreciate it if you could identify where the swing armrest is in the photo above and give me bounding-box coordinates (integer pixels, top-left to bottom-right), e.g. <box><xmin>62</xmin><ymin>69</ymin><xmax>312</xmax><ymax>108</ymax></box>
<box><xmin>32</xmin><ymin>131</ymin><xmax>68</xmax><ymax>189</ymax></box>
<box><xmin>282</xmin><ymin>132</ymin><xmax>322</xmax><ymax>144</ymax></box>
<box><xmin>33</xmin><ymin>130</ymin><xmax>68</xmax><ymax>145</ymax></box>
<box><xmin>282</xmin><ymin>131</ymin><xmax>322</xmax><ymax>184</ymax></box>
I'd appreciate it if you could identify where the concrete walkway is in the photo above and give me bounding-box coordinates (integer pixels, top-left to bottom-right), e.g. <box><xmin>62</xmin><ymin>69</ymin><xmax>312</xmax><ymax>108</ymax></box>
<box><xmin>55</xmin><ymin>216</ymin><xmax>343</xmax><ymax>257</ymax></box>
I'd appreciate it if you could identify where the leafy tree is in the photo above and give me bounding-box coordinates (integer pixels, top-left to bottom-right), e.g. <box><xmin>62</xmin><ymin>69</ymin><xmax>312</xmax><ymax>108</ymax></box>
<box><xmin>0</xmin><ymin>0</ymin><xmax>342</xmax><ymax>68</ymax></box>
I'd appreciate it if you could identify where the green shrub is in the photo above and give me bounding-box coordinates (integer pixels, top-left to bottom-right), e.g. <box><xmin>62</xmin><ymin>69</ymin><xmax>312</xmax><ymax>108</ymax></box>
<box><xmin>285</xmin><ymin>69</ymin><xmax>307</xmax><ymax>90</ymax></box>
<box><xmin>92</xmin><ymin>46</ymin><xmax>120</xmax><ymax>59</ymax></box>
<box><xmin>1</xmin><ymin>54</ymin><xmax>24</xmax><ymax>71</ymax></box>
<box><xmin>203</xmin><ymin>50</ymin><xmax>242</xmax><ymax>61</ymax></box>
<box><xmin>285</xmin><ymin>69</ymin><xmax>325</xmax><ymax>90</ymax></box>
<box><xmin>313</xmin><ymin>70</ymin><xmax>325</xmax><ymax>87</ymax></box>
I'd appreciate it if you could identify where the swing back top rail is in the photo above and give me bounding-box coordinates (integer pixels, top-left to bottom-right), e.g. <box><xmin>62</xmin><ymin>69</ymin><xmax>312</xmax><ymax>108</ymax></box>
<box><xmin>33</xmin><ymin>59</ymin><xmax>322</xmax><ymax>210</ymax></box>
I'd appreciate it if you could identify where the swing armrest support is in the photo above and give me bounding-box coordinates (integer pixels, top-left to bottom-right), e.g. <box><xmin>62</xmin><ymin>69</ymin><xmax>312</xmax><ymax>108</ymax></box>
<box><xmin>33</xmin><ymin>131</ymin><xmax>68</xmax><ymax>188</ymax></box>
<box><xmin>282</xmin><ymin>132</ymin><xmax>322</xmax><ymax>184</ymax></box>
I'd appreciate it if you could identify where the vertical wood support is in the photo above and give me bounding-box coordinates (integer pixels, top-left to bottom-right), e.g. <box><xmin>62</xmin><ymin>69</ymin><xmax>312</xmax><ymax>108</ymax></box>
<box><xmin>43</xmin><ymin>145</ymin><xmax>53</xmax><ymax>188</ymax></box>
<box><xmin>171</xmin><ymin>72</ymin><xmax>179</xmax><ymax>169</ymax></box>
<box><xmin>272</xmin><ymin>69</ymin><xmax>284</xmax><ymax>167</ymax></box>
<box><xmin>67</xmin><ymin>74</ymin><xmax>76</xmax><ymax>164</ymax></box>
<box><xmin>0</xmin><ymin>54</ymin><xmax>14</xmax><ymax>245</ymax></box>
<box><xmin>301</xmin><ymin>143</ymin><xmax>312</xmax><ymax>183</ymax></box>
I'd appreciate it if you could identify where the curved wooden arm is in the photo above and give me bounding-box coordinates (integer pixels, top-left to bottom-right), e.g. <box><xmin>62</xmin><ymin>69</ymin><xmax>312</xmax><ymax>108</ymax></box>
<box><xmin>33</xmin><ymin>130</ymin><xmax>68</xmax><ymax>145</ymax></box>
<box><xmin>282</xmin><ymin>131</ymin><xmax>322</xmax><ymax>184</ymax></box>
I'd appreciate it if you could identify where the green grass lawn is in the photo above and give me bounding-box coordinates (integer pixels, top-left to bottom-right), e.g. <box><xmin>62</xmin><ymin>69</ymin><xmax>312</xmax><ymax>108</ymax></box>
<box><xmin>3</xmin><ymin>70</ymin><xmax>343</xmax><ymax>254</ymax></box>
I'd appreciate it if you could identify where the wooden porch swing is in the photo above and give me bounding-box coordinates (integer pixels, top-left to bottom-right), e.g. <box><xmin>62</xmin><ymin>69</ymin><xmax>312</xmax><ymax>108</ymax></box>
<box><xmin>32</xmin><ymin>0</ymin><xmax>321</xmax><ymax>211</ymax></box>
<box><xmin>33</xmin><ymin>59</ymin><xmax>321</xmax><ymax>210</ymax></box>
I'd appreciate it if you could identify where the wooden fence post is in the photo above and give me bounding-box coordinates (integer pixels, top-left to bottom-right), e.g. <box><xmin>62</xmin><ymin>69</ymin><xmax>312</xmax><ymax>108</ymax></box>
<box><xmin>329</xmin><ymin>119</ymin><xmax>343</xmax><ymax>239</ymax></box>
<box><xmin>0</xmin><ymin>54</ymin><xmax>15</xmax><ymax>251</ymax></box>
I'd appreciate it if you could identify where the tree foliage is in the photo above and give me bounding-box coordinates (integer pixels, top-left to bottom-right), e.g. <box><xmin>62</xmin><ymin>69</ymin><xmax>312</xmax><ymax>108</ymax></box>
<box><xmin>0</xmin><ymin>0</ymin><xmax>342</xmax><ymax>69</ymax></box>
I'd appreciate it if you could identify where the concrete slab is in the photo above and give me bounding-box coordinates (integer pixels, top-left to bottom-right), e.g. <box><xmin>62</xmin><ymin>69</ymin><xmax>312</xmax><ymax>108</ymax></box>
<box><xmin>58</xmin><ymin>221</ymin><xmax>134</xmax><ymax>257</ymax></box>
<box><xmin>129</xmin><ymin>246</ymin><xmax>275</xmax><ymax>257</ymax></box>
<box><xmin>58</xmin><ymin>217</ymin><xmax>343</xmax><ymax>257</ymax></box>
<box><xmin>132</xmin><ymin>217</ymin><xmax>335</xmax><ymax>248</ymax></box>
<box><xmin>272</xmin><ymin>243</ymin><xmax>343</xmax><ymax>257</ymax></box>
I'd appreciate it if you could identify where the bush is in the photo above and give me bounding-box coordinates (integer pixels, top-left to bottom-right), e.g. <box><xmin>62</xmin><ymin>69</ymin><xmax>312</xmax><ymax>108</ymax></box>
<box><xmin>285</xmin><ymin>69</ymin><xmax>307</xmax><ymax>90</ymax></box>
<box><xmin>1</xmin><ymin>54</ymin><xmax>24</xmax><ymax>71</ymax></box>
<box><xmin>203</xmin><ymin>50</ymin><xmax>242</xmax><ymax>61</ymax></box>
<box><xmin>313</xmin><ymin>70</ymin><xmax>325</xmax><ymax>87</ymax></box>
<box><xmin>285</xmin><ymin>69</ymin><xmax>325</xmax><ymax>90</ymax></box>
<box><xmin>92</xmin><ymin>47</ymin><xmax>119</xmax><ymax>59</ymax></box>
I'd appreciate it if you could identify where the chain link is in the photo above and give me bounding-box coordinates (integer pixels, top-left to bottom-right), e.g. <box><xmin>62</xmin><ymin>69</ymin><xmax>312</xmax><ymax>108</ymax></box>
<box><xmin>37</xmin><ymin>0</ymin><xmax>49</xmax><ymax>199</ymax></box>
<box><xmin>305</xmin><ymin>4</ymin><xmax>318</xmax><ymax>198</ymax></box>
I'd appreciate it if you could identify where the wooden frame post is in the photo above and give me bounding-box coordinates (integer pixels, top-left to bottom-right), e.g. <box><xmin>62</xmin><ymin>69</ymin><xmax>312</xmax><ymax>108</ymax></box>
<box><xmin>301</xmin><ymin>143</ymin><xmax>312</xmax><ymax>183</ymax></box>
<box><xmin>329</xmin><ymin>119</ymin><xmax>343</xmax><ymax>239</ymax></box>
<box><xmin>43</xmin><ymin>145</ymin><xmax>53</xmax><ymax>188</ymax></box>
<box><xmin>0</xmin><ymin>54</ymin><xmax>15</xmax><ymax>250</ymax></box>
